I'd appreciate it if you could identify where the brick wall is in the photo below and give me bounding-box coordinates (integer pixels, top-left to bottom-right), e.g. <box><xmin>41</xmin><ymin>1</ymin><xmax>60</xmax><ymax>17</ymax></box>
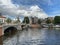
<box><xmin>0</xmin><ymin>27</ymin><xmax>3</xmax><ymax>45</ymax></box>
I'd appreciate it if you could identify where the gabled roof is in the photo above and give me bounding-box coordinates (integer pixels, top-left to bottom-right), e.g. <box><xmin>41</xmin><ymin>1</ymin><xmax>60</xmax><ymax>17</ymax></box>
<box><xmin>0</xmin><ymin>16</ymin><xmax>6</xmax><ymax>18</ymax></box>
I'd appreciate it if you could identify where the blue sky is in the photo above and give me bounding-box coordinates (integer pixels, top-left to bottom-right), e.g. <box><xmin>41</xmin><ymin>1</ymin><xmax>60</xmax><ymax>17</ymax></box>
<box><xmin>0</xmin><ymin>0</ymin><xmax>60</xmax><ymax>19</ymax></box>
<box><xmin>12</xmin><ymin>0</ymin><xmax>60</xmax><ymax>16</ymax></box>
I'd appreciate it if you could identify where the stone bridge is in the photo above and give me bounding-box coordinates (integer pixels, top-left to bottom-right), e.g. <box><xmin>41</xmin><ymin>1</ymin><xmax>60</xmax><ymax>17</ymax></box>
<box><xmin>0</xmin><ymin>23</ymin><xmax>27</xmax><ymax>36</ymax></box>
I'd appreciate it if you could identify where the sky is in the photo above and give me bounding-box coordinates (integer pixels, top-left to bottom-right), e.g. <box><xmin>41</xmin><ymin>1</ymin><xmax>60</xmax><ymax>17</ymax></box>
<box><xmin>0</xmin><ymin>0</ymin><xmax>60</xmax><ymax>19</ymax></box>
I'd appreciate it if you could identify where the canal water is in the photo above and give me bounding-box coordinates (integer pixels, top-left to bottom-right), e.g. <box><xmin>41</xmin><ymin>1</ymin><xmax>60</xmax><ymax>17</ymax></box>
<box><xmin>3</xmin><ymin>28</ymin><xmax>60</xmax><ymax>45</ymax></box>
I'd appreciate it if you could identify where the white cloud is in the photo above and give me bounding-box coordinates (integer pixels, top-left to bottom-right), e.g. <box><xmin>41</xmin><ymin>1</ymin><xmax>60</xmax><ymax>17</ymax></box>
<box><xmin>0</xmin><ymin>0</ymin><xmax>17</xmax><ymax>8</ymax></box>
<box><xmin>0</xmin><ymin>0</ymin><xmax>19</xmax><ymax>16</ymax></box>
<box><xmin>0</xmin><ymin>0</ymin><xmax>48</xmax><ymax>19</ymax></box>
<box><xmin>29</xmin><ymin>5</ymin><xmax>48</xmax><ymax>18</ymax></box>
<box><xmin>18</xmin><ymin>5</ymin><xmax>48</xmax><ymax>18</ymax></box>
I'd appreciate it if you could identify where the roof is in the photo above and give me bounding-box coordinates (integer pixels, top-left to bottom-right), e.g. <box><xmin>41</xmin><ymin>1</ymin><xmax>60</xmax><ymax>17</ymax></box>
<box><xmin>0</xmin><ymin>16</ymin><xmax>6</xmax><ymax>18</ymax></box>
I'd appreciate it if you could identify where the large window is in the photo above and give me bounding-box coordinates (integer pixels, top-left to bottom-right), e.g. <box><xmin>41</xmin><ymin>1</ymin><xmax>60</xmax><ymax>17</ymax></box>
<box><xmin>0</xmin><ymin>19</ymin><xmax>3</xmax><ymax>23</ymax></box>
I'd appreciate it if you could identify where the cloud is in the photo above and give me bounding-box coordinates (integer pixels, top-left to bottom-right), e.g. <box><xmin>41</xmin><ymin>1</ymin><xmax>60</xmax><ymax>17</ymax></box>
<box><xmin>29</xmin><ymin>5</ymin><xmax>48</xmax><ymax>18</ymax></box>
<box><xmin>0</xmin><ymin>0</ymin><xmax>48</xmax><ymax>19</ymax></box>
<box><xmin>0</xmin><ymin>0</ymin><xmax>19</xmax><ymax>15</ymax></box>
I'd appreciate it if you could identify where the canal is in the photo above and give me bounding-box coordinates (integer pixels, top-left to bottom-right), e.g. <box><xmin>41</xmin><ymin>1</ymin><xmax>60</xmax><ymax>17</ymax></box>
<box><xmin>3</xmin><ymin>28</ymin><xmax>60</xmax><ymax>45</ymax></box>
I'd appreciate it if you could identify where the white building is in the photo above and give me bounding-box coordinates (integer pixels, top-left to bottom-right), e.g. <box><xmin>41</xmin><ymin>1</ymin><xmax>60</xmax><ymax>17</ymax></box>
<box><xmin>0</xmin><ymin>16</ymin><xmax>6</xmax><ymax>24</ymax></box>
<box><xmin>30</xmin><ymin>17</ymin><xmax>38</xmax><ymax>24</ymax></box>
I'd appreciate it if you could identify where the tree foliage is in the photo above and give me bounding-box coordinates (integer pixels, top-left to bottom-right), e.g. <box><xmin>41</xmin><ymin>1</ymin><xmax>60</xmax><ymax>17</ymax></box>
<box><xmin>23</xmin><ymin>16</ymin><xmax>30</xmax><ymax>24</ymax></box>
<box><xmin>0</xmin><ymin>13</ymin><xmax>2</xmax><ymax>16</ymax></box>
<box><xmin>6</xmin><ymin>18</ymin><xmax>12</xmax><ymax>23</ymax></box>
<box><xmin>14</xmin><ymin>17</ymin><xmax>20</xmax><ymax>23</ymax></box>
<box><xmin>16</xmin><ymin>17</ymin><xmax>20</xmax><ymax>23</ymax></box>
<box><xmin>54</xmin><ymin>16</ymin><xmax>60</xmax><ymax>24</ymax></box>
<box><xmin>46</xmin><ymin>19</ymin><xmax>52</xmax><ymax>24</ymax></box>
<box><xmin>38</xmin><ymin>19</ymin><xmax>41</xmax><ymax>24</ymax></box>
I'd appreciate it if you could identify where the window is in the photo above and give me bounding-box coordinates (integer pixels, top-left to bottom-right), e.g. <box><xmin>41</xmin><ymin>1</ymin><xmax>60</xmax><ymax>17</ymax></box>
<box><xmin>0</xmin><ymin>19</ymin><xmax>3</xmax><ymax>23</ymax></box>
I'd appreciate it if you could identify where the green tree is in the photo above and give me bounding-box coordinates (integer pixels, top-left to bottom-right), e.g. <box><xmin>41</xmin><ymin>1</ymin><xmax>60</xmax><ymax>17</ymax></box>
<box><xmin>38</xmin><ymin>19</ymin><xmax>41</xmax><ymax>24</ymax></box>
<box><xmin>54</xmin><ymin>16</ymin><xmax>60</xmax><ymax>24</ymax></box>
<box><xmin>46</xmin><ymin>19</ymin><xmax>52</xmax><ymax>24</ymax></box>
<box><xmin>14</xmin><ymin>17</ymin><xmax>20</xmax><ymax>23</ymax></box>
<box><xmin>23</xmin><ymin>16</ymin><xmax>30</xmax><ymax>24</ymax></box>
<box><xmin>6</xmin><ymin>18</ymin><xmax>12</xmax><ymax>24</ymax></box>
<box><xmin>0</xmin><ymin>13</ymin><xmax>2</xmax><ymax>16</ymax></box>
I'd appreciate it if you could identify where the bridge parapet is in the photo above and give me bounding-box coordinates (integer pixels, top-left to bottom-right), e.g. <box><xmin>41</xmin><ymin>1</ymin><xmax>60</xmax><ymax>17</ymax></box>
<box><xmin>0</xmin><ymin>23</ymin><xmax>29</xmax><ymax>36</ymax></box>
<box><xmin>2</xmin><ymin>24</ymin><xmax>22</xmax><ymax>31</ymax></box>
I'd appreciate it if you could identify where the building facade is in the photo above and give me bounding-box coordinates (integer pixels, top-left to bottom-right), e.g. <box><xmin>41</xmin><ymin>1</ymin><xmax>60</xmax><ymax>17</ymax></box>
<box><xmin>30</xmin><ymin>17</ymin><xmax>38</xmax><ymax>24</ymax></box>
<box><xmin>0</xmin><ymin>16</ymin><xmax>6</xmax><ymax>24</ymax></box>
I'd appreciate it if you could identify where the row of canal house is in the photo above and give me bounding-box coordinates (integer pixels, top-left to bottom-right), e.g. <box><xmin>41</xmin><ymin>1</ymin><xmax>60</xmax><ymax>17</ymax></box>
<box><xmin>30</xmin><ymin>16</ymin><xmax>54</xmax><ymax>24</ymax></box>
<box><xmin>0</xmin><ymin>14</ymin><xmax>54</xmax><ymax>26</ymax></box>
<box><xmin>0</xmin><ymin>13</ymin><xmax>54</xmax><ymax>25</ymax></box>
<box><xmin>29</xmin><ymin>17</ymin><xmax>41</xmax><ymax>28</ymax></box>
<box><xmin>29</xmin><ymin>16</ymin><xmax>54</xmax><ymax>28</ymax></box>
<box><xmin>41</xmin><ymin>17</ymin><xmax>54</xmax><ymax>24</ymax></box>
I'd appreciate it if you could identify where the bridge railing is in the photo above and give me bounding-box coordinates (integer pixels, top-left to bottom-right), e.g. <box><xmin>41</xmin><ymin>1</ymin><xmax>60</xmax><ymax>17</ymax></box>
<box><xmin>2</xmin><ymin>23</ymin><xmax>27</xmax><ymax>26</ymax></box>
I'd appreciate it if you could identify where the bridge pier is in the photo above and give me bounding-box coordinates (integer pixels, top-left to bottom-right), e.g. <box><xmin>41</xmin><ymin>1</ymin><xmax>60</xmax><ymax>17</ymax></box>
<box><xmin>0</xmin><ymin>26</ymin><xmax>3</xmax><ymax>45</ymax></box>
<box><xmin>0</xmin><ymin>26</ymin><xmax>3</xmax><ymax>36</ymax></box>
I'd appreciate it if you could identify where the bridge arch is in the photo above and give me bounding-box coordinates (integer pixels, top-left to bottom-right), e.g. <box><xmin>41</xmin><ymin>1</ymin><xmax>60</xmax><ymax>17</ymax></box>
<box><xmin>4</xmin><ymin>26</ymin><xmax>18</xmax><ymax>37</ymax></box>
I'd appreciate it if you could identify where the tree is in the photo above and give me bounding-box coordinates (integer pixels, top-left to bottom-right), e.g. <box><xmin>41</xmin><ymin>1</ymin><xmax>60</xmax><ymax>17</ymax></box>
<box><xmin>38</xmin><ymin>19</ymin><xmax>41</xmax><ymax>24</ymax></box>
<box><xmin>23</xmin><ymin>16</ymin><xmax>30</xmax><ymax>24</ymax></box>
<box><xmin>6</xmin><ymin>18</ymin><xmax>12</xmax><ymax>24</ymax></box>
<box><xmin>0</xmin><ymin>13</ymin><xmax>2</xmax><ymax>16</ymax></box>
<box><xmin>54</xmin><ymin>16</ymin><xmax>60</xmax><ymax>24</ymax></box>
<box><xmin>17</xmin><ymin>16</ymin><xmax>20</xmax><ymax>22</ymax></box>
<box><xmin>46</xmin><ymin>19</ymin><xmax>52</xmax><ymax>24</ymax></box>
<box><xmin>14</xmin><ymin>16</ymin><xmax>20</xmax><ymax>23</ymax></box>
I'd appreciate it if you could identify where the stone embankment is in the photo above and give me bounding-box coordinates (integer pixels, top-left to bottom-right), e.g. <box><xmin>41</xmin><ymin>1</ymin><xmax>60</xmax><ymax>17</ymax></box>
<box><xmin>30</xmin><ymin>24</ymin><xmax>41</xmax><ymax>28</ymax></box>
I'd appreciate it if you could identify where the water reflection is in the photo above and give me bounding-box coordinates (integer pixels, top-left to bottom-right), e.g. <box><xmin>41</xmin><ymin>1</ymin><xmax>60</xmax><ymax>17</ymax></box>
<box><xmin>0</xmin><ymin>36</ymin><xmax>3</xmax><ymax>45</ymax></box>
<box><xmin>3</xmin><ymin>28</ymin><xmax>60</xmax><ymax>45</ymax></box>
